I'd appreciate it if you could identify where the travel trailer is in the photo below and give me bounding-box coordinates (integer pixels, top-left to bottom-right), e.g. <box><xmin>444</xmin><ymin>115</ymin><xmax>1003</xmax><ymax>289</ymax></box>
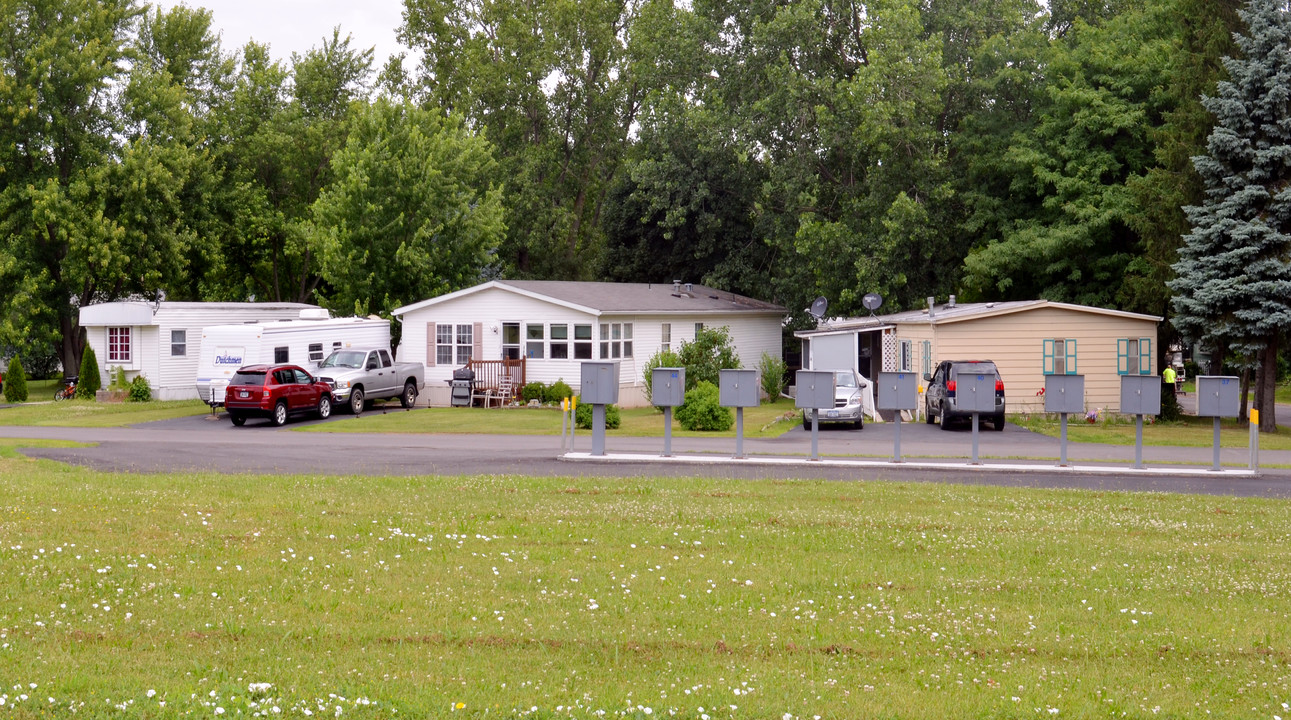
<box><xmin>196</xmin><ymin>312</ymin><xmax>391</xmax><ymax>405</ymax></box>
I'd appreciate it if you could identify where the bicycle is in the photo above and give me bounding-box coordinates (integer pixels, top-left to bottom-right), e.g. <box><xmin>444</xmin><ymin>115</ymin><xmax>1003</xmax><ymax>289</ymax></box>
<box><xmin>54</xmin><ymin>376</ymin><xmax>78</xmax><ymax>401</ymax></box>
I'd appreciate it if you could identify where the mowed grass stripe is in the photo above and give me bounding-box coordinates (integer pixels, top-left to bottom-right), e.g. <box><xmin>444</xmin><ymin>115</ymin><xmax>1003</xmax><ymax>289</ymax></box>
<box><xmin>1</xmin><ymin>443</ymin><xmax>1289</xmax><ymax>718</ymax></box>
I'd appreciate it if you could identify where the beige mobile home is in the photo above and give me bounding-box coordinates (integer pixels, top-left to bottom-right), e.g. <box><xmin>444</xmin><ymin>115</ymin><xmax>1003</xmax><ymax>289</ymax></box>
<box><xmin>795</xmin><ymin>299</ymin><xmax>1162</xmax><ymax>416</ymax></box>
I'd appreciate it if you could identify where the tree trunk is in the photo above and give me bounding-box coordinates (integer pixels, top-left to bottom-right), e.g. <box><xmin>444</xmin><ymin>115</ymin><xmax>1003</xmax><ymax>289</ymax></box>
<box><xmin>59</xmin><ymin>314</ymin><xmax>85</xmax><ymax>381</ymax></box>
<box><xmin>1257</xmin><ymin>334</ymin><xmax>1278</xmax><ymax>432</ymax></box>
<box><xmin>1239</xmin><ymin>365</ymin><xmax>1251</xmax><ymax>425</ymax></box>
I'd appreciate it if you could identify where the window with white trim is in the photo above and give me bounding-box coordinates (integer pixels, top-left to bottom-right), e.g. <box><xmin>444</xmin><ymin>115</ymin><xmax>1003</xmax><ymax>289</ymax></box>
<box><xmin>661</xmin><ymin>323</ymin><xmax>671</xmax><ymax>353</ymax></box>
<box><xmin>573</xmin><ymin>324</ymin><xmax>592</xmax><ymax>359</ymax></box>
<box><xmin>170</xmin><ymin>330</ymin><xmax>186</xmax><ymax>357</ymax></box>
<box><xmin>899</xmin><ymin>340</ymin><xmax>912</xmax><ymax>372</ymax></box>
<box><xmin>455</xmin><ymin>324</ymin><xmax>473</xmax><ymax>364</ymax></box>
<box><xmin>436</xmin><ymin>324</ymin><xmax>454</xmax><ymax>365</ymax></box>
<box><xmin>502</xmin><ymin>322</ymin><xmax>520</xmax><ymax>360</ymax></box>
<box><xmin>1043</xmin><ymin>338</ymin><xmax>1078</xmax><ymax>375</ymax></box>
<box><xmin>108</xmin><ymin>327</ymin><xmax>131</xmax><ymax>362</ymax></box>
<box><xmin>1117</xmin><ymin>337</ymin><xmax>1151</xmax><ymax>375</ymax></box>
<box><xmin>308</xmin><ymin>342</ymin><xmax>324</xmax><ymax>362</ymax></box>
<box><xmin>526</xmin><ymin>323</ymin><xmax>545</xmax><ymax>359</ymax></box>
<box><xmin>600</xmin><ymin>322</ymin><xmax>632</xmax><ymax>359</ymax></box>
<box><xmin>550</xmin><ymin>324</ymin><xmax>569</xmax><ymax>359</ymax></box>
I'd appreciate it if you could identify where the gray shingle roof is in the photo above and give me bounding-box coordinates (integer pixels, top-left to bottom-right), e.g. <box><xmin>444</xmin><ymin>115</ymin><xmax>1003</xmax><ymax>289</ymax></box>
<box><xmin>496</xmin><ymin>280</ymin><xmax>784</xmax><ymax>314</ymax></box>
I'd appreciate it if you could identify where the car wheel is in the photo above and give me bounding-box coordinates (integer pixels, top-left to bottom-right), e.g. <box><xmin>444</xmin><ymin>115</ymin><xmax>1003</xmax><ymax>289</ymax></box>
<box><xmin>854</xmin><ymin>416</ymin><xmax>864</xmax><ymax>430</ymax></box>
<box><xmin>992</xmin><ymin>414</ymin><xmax>1005</xmax><ymax>431</ymax></box>
<box><xmin>802</xmin><ymin>412</ymin><xmax>810</xmax><ymax>431</ymax></box>
<box><xmin>939</xmin><ymin>406</ymin><xmax>952</xmax><ymax>430</ymax></box>
<box><xmin>400</xmin><ymin>381</ymin><xmax>418</xmax><ymax>409</ymax></box>
<box><xmin>230</xmin><ymin>413</ymin><xmax>245</xmax><ymax>427</ymax></box>
<box><xmin>925</xmin><ymin>400</ymin><xmax>936</xmax><ymax>424</ymax></box>
<box><xmin>349</xmin><ymin>388</ymin><xmax>364</xmax><ymax>415</ymax></box>
<box><xmin>318</xmin><ymin>394</ymin><xmax>332</xmax><ymax>420</ymax></box>
<box><xmin>272</xmin><ymin>401</ymin><xmax>288</xmax><ymax>427</ymax></box>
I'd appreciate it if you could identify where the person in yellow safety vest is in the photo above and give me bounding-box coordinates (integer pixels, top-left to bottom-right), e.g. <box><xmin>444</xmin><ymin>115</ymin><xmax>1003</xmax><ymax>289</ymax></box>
<box><xmin>1162</xmin><ymin>365</ymin><xmax>1178</xmax><ymax>396</ymax></box>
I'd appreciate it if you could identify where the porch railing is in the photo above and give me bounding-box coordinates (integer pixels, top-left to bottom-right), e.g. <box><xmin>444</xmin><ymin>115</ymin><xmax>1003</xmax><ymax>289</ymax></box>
<box><xmin>466</xmin><ymin>358</ymin><xmax>526</xmax><ymax>400</ymax></box>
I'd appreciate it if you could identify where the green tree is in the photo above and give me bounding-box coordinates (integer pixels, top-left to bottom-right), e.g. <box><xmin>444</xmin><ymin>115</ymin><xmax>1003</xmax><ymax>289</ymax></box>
<box><xmin>4</xmin><ymin>356</ymin><xmax>28</xmax><ymax>403</ymax></box>
<box><xmin>1169</xmin><ymin>0</ymin><xmax>1291</xmax><ymax>432</ymax></box>
<box><xmin>312</xmin><ymin>99</ymin><xmax>505</xmax><ymax>322</ymax></box>
<box><xmin>76</xmin><ymin>345</ymin><xmax>101</xmax><ymax>399</ymax></box>
<box><xmin>677</xmin><ymin>326</ymin><xmax>741</xmax><ymax>390</ymax></box>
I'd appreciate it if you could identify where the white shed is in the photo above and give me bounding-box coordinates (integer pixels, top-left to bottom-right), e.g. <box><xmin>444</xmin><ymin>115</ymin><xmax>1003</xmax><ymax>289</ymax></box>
<box><xmin>79</xmin><ymin>301</ymin><xmax>320</xmax><ymax>400</ymax></box>
<box><xmin>392</xmin><ymin>280</ymin><xmax>786</xmax><ymax>407</ymax></box>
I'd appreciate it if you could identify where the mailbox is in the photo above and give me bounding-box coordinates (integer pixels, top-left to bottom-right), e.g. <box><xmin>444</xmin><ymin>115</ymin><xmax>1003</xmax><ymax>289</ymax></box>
<box><xmin>719</xmin><ymin>369</ymin><xmax>760</xmax><ymax>408</ymax></box>
<box><xmin>1044</xmin><ymin>374</ymin><xmax>1085</xmax><ymax>415</ymax></box>
<box><xmin>1119</xmin><ymin>374</ymin><xmax>1161</xmax><ymax>416</ymax></box>
<box><xmin>580</xmin><ymin>361</ymin><xmax>620</xmax><ymax>404</ymax></box>
<box><xmin>956</xmin><ymin>372</ymin><xmax>998</xmax><ymax>413</ymax></box>
<box><xmin>876</xmin><ymin>371</ymin><xmax>918</xmax><ymax>411</ymax></box>
<box><xmin>1197</xmin><ymin>375</ymin><xmax>1240</xmax><ymax>418</ymax></box>
<box><xmin>652</xmin><ymin>367</ymin><xmax>686</xmax><ymax>407</ymax></box>
<box><xmin>795</xmin><ymin>370</ymin><xmax>836</xmax><ymax>410</ymax></box>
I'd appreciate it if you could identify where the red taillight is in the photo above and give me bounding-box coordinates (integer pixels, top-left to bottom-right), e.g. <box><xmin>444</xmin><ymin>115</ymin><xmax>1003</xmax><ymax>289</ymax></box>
<box><xmin>947</xmin><ymin>380</ymin><xmax>956</xmax><ymax>393</ymax></box>
<box><xmin>996</xmin><ymin>379</ymin><xmax>1004</xmax><ymax>391</ymax></box>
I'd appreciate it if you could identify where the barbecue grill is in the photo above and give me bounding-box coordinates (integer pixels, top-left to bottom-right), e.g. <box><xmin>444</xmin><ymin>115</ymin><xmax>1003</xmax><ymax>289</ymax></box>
<box><xmin>450</xmin><ymin>367</ymin><xmax>475</xmax><ymax>407</ymax></box>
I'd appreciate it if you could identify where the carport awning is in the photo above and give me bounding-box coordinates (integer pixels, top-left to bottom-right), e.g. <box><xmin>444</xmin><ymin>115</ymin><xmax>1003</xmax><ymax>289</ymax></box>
<box><xmin>794</xmin><ymin>323</ymin><xmax>894</xmax><ymax>338</ymax></box>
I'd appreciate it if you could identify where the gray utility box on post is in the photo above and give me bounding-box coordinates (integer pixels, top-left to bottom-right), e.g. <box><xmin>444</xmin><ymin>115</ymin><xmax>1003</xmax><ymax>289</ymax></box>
<box><xmin>580</xmin><ymin>361</ymin><xmax>620</xmax><ymax>405</ymax></box>
<box><xmin>652</xmin><ymin>367</ymin><xmax>685</xmax><ymax>407</ymax></box>
<box><xmin>795</xmin><ymin>370</ymin><xmax>836</xmax><ymax>410</ymax></box>
<box><xmin>958</xmin><ymin>372</ymin><xmax>998</xmax><ymax>413</ymax></box>
<box><xmin>1120</xmin><ymin>375</ymin><xmax>1161</xmax><ymax>416</ymax></box>
<box><xmin>720</xmin><ymin>369</ymin><xmax>760</xmax><ymax>408</ymax></box>
<box><xmin>876</xmin><ymin>371</ymin><xmax>918</xmax><ymax>411</ymax></box>
<box><xmin>1197</xmin><ymin>375</ymin><xmax>1240</xmax><ymax>418</ymax></box>
<box><xmin>1044</xmin><ymin>374</ymin><xmax>1085</xmax><ymax>415</ymax></box>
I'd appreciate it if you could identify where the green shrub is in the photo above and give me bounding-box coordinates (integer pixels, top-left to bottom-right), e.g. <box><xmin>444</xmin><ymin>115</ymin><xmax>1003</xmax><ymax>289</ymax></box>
<box><xmin>521</xmin><ymin>381</ymin><xmax>546</xmax><ymax>403</ymax></box>
<box><xmin>76</xmin><ymin>346</ymin><xmax>101</xmax><ymax>399</ymax></box>
<box><xmin>678</xmin><ymin>326</ymin><xmax>741</xmax><ymax>390</ymax></box>
<box><xmin>544</xmin><ymin>379</ymin><xmax>573</xmax><ymax>404</ymax></box>
<box><xmin>575</xmin><ymin>397</ymin><xmax>621</xmax><ymax>429</ymax></box>
<box><xmin>642</xmin><ymin>349</ymin><xmax>683</xmax><ymax>405</ymax></box>
<box><xmin>4</xmin><ymin>356</ymin><xmax>28</xmax><ymax>403</ymax></box>
<box><xmin>108</xmin><ymin>365</ymin><xmax>129</xmax><ymax>391</ymax></box>
<box><xmin>757</xmin><ymin>351</ymin><xmax>787</xmax><ymax>402</ymax></box>
<box><xmin>128</xmin><ymin>374</ymin><xmax>152</xmax><ymax>402</ymax></box>
<box><xmin>674</xmin><ymin>380</ymin><xmax>733</xmax><ymax>431</ymax></box>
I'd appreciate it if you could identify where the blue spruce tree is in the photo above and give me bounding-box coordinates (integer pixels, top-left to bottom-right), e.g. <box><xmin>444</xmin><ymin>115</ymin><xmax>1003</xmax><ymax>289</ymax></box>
<box><xmin>1170</xmin><ymin>0</ymin><xmax>1291</xmax><ymax>431</ymax></box>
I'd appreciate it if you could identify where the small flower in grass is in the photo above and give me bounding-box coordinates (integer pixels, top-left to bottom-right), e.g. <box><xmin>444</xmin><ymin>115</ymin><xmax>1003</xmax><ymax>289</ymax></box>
<box><xmin>147</xmin><ymin>690</ymin><xmax>156</xmax><ymax>698</ymax></box>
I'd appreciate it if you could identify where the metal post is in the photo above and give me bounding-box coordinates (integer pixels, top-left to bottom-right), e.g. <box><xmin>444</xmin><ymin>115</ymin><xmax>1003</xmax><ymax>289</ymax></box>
<box><xmin>1250</xmin><ymin>408</ymin><xmax>1259</xmax><ymax>471</ymax></box>
<box><xmin>1059</xmin><ymin>413</ymin><xmax>1068</xmax><ymax>467</ymax></box>
<box><xmin>561</xmin><ymin>401</ymin><xmax>568</xmax><ymax>453</ymax></box>
<box><xmin>892</xmin><ymin>412</ymin><xmax>902</xmax><ymax>463</ymax></box>
<box><xmin>1133</xmin><ymin>415</ymin><xmax>1144</xmax><ymax>469</ymax></box>
<box><xmin>1212</xmin><ymin>416</ymin><xmax>1222</xmax><ymax>472</ymax></box>
<box><xmin>591</xmin><ymin>404</ymin><xmax>606</xmax><ymax>456</ymax></box>
<box><xmin>735</xmin><ymin>407</ymin><xmax>745</xmax><ymax>459</ymax></box>
<box><xmin>810</xmin><ymin>409</ymin><xmax>820</xmax><ymax>461</ymax></box>
<box><xmin>569</xmin><ymin>401</ymin><xmax>576</xmax><ymax>453</ymax></box>
<box><xmin>970</xmin><ymin>412</ymin><xmax>980</xmax><ymax>465</ymax></box>
<box><xmin>663</xmin><ymin>406</ymin><xmax>672</xmax><ymax>457</ymax></box>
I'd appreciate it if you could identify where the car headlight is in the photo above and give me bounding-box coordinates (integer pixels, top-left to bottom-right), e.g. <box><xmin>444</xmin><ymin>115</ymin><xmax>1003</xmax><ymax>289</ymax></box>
<box><xmin>848</xmin><ymin>391</ymin><xmax>861</xmax><ymax>406</ymax></box>
<box><xmin>336</xmin><ymin>380</ymin><xmax>349</xmax><ymax>389</ymax></box>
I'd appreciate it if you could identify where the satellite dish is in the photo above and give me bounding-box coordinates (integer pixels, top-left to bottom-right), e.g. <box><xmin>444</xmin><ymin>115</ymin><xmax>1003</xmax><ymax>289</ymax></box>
<box><xmin>862</xmin><ymin>292</ymin><xmax>883</xmax><ymax>313</ymax></box>
<box><xmin>808</xmin><ymin>296</ymin><xmax>829</xmax><ymax>320</ymax></box>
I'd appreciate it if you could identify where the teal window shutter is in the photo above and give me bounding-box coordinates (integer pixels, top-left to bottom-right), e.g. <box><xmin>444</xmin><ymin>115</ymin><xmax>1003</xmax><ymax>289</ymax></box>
<box><xmin>1066</xmin><ymin>339</ymin><xmax>1078</xmax><ymax>374</ymax></box>
<box><xmin>1117</xmin><ymin>339</ymin><xmax>1129</xmax><ymax>375</ymax></box>
<box><xmin>1139</xmin><ymin>337</ymin><xmax>1152</xmax><ymax>375</ymax></box>
<box><xmin>1042</xmin><ymin>339</ymin><xmax>1055</xmax><ymax>375</ymax></box>
<box><xmin>922</xmin><ymin>340</ymin><xmax>931</xmax><ymax>376</ymax></box>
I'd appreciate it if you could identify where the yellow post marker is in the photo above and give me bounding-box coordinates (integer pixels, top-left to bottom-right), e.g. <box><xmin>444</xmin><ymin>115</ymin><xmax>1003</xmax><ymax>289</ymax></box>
<box><xmin>1250</xmin><ymin>408</ymin><xmax>1260</xmax><ymax>470</ymax></box>
<box><xmin>561</xmin><ymin>397</ymin><xmax>568</xmax><ymax>412</ymax></box>
<box><xmin>1251</xmin><ymin>408</ymin><xmax>1259</xmax><ymax>425</ymax></box>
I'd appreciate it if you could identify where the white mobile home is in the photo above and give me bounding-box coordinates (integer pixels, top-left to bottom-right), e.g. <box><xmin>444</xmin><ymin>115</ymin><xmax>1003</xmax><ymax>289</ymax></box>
<box><xmin>196</xmin><ymin>315</ymin><xmax>392</xmax><ymax>404</ymax></box>
<box><xmin>80</xmin><ymin>301</ymin><xmax>320</xmax><ymax>401</ymax></box>
<box><xmin>392</xmin><ymin>280</ymin><xmax>786</xmax><ymax>407</ymax></box>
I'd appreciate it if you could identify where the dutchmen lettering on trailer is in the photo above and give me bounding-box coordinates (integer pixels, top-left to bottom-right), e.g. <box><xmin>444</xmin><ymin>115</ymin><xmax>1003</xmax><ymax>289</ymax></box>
<box><xmin>214</xmin><ymin>348</ymin><xmax>245</xmax><ymax>366</ymax></box>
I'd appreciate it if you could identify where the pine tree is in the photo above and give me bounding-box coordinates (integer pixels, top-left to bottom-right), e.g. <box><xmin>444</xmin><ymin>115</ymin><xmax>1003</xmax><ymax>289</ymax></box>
<box><xmin>76</xmin><ymin>346</ymin><xmax>102</xmax><ymax>399</ymax></box>
<box><xmin>4</xmin><ymin>356</ymin><xmax>27</xmax><ymax>403</ymax></box>
<box><xmin>1169</xmin><ymin>0</ymin><xmax>1291</xmax><ymax>432</ymax></box>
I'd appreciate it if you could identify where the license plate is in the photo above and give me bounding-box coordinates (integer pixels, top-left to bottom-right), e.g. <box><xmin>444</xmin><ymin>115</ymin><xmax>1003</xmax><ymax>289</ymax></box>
<box><xmin>239</xmin><ymin>391</ymin><xmax>248</xmax><ymax>398</ymax></box>
<box><xmin>827</xmin><ymin>410</ymin><xmax>838</xmax><ymax>418</ymax></box>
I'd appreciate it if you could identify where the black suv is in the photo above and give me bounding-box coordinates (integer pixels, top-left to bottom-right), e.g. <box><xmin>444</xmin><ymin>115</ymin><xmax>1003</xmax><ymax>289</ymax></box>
<box><xmin>924</xmin><ymin>360</ymin><xmax>1006</xmax><ymax>430</ymax></box>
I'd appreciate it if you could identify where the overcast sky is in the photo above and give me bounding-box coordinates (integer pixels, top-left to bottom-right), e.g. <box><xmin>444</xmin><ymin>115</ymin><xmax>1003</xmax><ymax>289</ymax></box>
<box><xmin>150</xmin><ymin>0</ymin><xmax>409</xmax><ymax>70</ymax></box>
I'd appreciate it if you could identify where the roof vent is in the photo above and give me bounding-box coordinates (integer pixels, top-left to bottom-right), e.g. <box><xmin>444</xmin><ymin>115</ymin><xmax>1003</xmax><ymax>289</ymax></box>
<box><xmin>927</xmin><ymin>296</ymin><xmax>935</xmax><ymax>319</ymax></box>
<box><xmin>299</xmin><ymin>308</ymin><xmax>331</xmax><ymax>320</ymax></box>
<box><xmin>673</xmin><ymin>280</ymin><xmax>681</xmax><ymax>293</ymax></box>
<box><xmin>685</xmin><ymin>282</ymin><xmax>693</xmax><ymax>294</ymax></box>
<box><xmin>948</xmin><ymin>294</ymin><xmax>957</xmax><ymax>308</ymax></box>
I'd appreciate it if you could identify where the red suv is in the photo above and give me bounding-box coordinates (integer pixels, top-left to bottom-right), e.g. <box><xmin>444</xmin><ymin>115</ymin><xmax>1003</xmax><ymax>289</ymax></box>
<box><xmin>224</xmin><ymin>364</ymin><xmax>334</xmax><ymax>427</ymax></box>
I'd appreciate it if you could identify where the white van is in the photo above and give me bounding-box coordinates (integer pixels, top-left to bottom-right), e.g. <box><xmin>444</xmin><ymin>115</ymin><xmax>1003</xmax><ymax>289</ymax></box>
<box><xmin>196</xmin><ymin>312</ymin><xmax>392</xmax><ymax>406</ymax></box>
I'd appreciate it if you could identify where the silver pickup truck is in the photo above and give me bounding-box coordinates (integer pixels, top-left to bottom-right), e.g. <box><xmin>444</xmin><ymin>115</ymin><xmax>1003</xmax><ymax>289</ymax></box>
<box><xmin>315</xmin><ymin>347</ymin><xmax>425</xmax><ymax>414</ymax></box>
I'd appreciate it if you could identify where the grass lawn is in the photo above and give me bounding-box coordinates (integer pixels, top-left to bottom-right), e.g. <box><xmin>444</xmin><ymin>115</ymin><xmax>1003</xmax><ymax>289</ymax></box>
<box><xmin>1</xmin><ymin>440</ymin><xmax>1290</xmax><ymax>718</ymax></box>
<box><xmin>299</xmin><ymin>400</ymin><xmax>802</xmax><ymax>438</ymax></box>
<box><xmin>1279</xmin><ymin>382</ymin><xmax>1291</xmax><ymax>405</ymax></box>
<box><xmin>1012</xmin><ymin>413</ymin><xmax>1291</xmax><ymax>451</ymax></box>
<box><xmin>0</xmin><ymin>398</ymin><xmax>211</xmax><ymax>427</ymax></box>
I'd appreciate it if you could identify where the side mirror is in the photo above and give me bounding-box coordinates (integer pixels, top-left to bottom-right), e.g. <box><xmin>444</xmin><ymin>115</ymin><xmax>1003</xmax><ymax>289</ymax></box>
<box><xmin>923</xmin><ymin>373</ymin><xmax>932</xmax><ymax>382</ymax></box>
